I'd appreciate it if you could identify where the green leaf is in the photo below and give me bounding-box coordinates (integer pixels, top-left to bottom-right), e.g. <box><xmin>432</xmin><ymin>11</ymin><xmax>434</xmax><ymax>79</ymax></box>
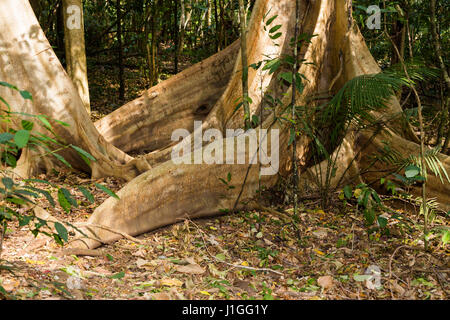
<box><xmin>0</xmin><ymin>132</ymin><xmax>14</xmax><ymax>144</ymax></box>
<box><xmin>269</xmin><ymin>25</ymin><xmax>282</xmax><ymax>34</ymax></box>
<box><xmin>18</xmin><ymin>215</ymin><xmax>33</xmax><ymax>227</ymax></box>
<box><xmin>78</xmin><ymin>186</ymin><xmax>94</xmax><ymax>203</ymax></box>
<box><xmin>442</xmin><ymin>230</ymin><xmax>450</xmax><ymax>245</ymax></box>
<box><xmin>24</xmin><ymin>178</ymin><xmax>54</xmax><ymax>186</ymax></box>
<box><xmin>288</xmin><ymin>127</ymin><xmax>295</xmax><ymax>146</ymax></box>
<box><xmin>343</xmin><ymin>185</ymin><xmax>352</xmax><ymax>199</ymax></box>
<box><xmin>270</xmin><ymin>32</ymin><xmax>282</xmax><ymax>40</ymax></box>
<box><xmin>215</xmin><ymin>253</ymin><xmax>226</xmax><ymax>261</ymax></box>
<box><xmin>405</xmin><ymin>165</ymin><xmax>420</xmax><ymax>178</ymax></box>
<box><xmin>37</xmin><ymin>115</ymin><xmax>52</xmax><ymax>130</ymax></box>
<box><xmin>0</xmin><ymin>81</ymin><xmax>18</xmax><ymax>90</ymax></box>
<box><xmin>60</xmin><ymin>188</ymin><xmax>78</xmax><ymax>208</ymax></box>
<box><xmin>57</xmin><ymin>189</ymin><xmax>71</xmax><ymax>213</ymax></box>
<box><xmin>95</xmin><ymin>183</ymin><xmax>119</xmax><ymax>199</ymax></box>
<box><xmin>5</xmin><ymin>153</ymin><xmax>16</xmax><ymax>167</ymax></box>
<box><xmin>24</xmin><ymin>186</ymin><xmax>55</xmax><ymax>207</ymax></box>
<box><xmin>14</xmin><ymin>130</ymin><xmax>30</xmax><ymax>148</ymax></box>
<box><xmin>70</xmin><ymin>145</ymin><xmax>96</xmax><ymax>165</ymax></box>
<box><xmin>19</xmin><ymin>90</ymin><xmax>33</xmax><ymax>100</ymax></box>
<box><xmin>54</xmin><ymin>222</ymin><xmax>68</xmax><ymax>242</ymax></box>
<box><xmin>353</xmin><ymin>274</ymin><xmax>371</xmax><ymax>282</ymax></box>
<box><xmin>364</xmin><ymin>208</ymin><xmax>376</xmax><ymax>225</ymax></box>
<box><xmin>279</xmin><ymin>72</ymin><xmax>293</xmax><ymax>84</ymax></box>
<box><xmin>266</xmin><ymin>15</ymin><xmax>278</xmax><ymax>25</ymax></box>
<box><xmin>2</xmin><ymin>177</ymin><xmax>14</xmax><ymax>190</ymax></box>
<box><xmin>21</xmin><ymin>120</ymin><xmax>34</xmax><ymax>131</ymax></box>
<box><xmin>377</xmin><ymin>216</ymin><xmax>388</xmax><ymax>228</ymax></box>
<box><xmin>110</xmin><ymin>271</ymin><xmax>125</xmax><ymax>279</ymax></box>
<box><xmin>54</xmin><ymin>119</ymin><xmax>70</xmax><ymax>127</ymax></box>
<box><xmin>371</xmin><ymin>190</ymin><xmax>382</xmax><ymax>204</ymax></box>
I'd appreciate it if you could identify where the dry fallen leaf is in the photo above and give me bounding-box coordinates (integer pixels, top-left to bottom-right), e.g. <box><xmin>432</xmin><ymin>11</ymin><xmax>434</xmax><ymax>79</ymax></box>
<box><xmin>149</xmin><ymin>292</ymin><xmax>172</xmax><ymax>300</ymax></box>
<box><xmin>136</xmin><ymin>258</ymin><xmax>150</xmax><ymax>268</ymax></box>
<box><xmin>160</xmin><ymin>278</ymin><xmax>183</xmax><ymax>287</ymax></box>
<box><xmin>318</xmin><ymin>276</ymin><xmax>334</xmax><ymax>290</ymax></box>
<box><xmin>391</xmin><ymin>281</ymin><xmax>406</xmax><ymax>296</ymax></box>
<box><xmin>312</xmin><ymin>229</ymin><xmax>328</xmax><ymax>239</ymax></box>
<box><xmin>176</xmin><ymin>264</ymin><xmax>205</xmax><ymax>275</ymax></box>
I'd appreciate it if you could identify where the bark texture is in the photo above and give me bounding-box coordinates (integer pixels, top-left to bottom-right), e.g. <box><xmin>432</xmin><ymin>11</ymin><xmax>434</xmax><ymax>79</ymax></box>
<box><xmin>0</xmin><ymin>0</ymin><xmax>448</xmax><ymax>250</ymax></box>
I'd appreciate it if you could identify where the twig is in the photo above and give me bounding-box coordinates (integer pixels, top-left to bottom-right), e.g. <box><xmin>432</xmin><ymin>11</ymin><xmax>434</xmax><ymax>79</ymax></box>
<box><xmin>62</xmin><ymin>248</ymin><xmax>105</xmax><ymax>257</ymax></box>
<box><xmin>0</xmin><ymin>221</ymin><xmax>6</xmax><ymax>260</ymax></box>
<box><xmin>184</xmin><ymin>218</ymin><xmax>283</xmax><ymax>276</ymax></box>
<box><xmin>250</xmin><ymin>202</ymin><xmax>291</xmax><ymax>220</ymax></box>
<box><xmin>75</xmin><ymin>222</ymin><xmax>143</xmax><ymax>244</ymax></box>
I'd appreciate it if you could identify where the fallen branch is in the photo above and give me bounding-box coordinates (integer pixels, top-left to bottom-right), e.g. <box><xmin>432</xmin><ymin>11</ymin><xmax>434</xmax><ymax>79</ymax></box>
<box><xmin>62</xmin><ymin>248</ymin><xmax>105</xmax><ymax>257</ymax></box>
<box><xmin>75</xmin><ymin>222</ymin><xmax>144</xmax><ymax>244</ymax></box>
<box><xmin>184</xmin><ymin>218</ymin><xmax>283</xmax><ymax>276</ymax></box>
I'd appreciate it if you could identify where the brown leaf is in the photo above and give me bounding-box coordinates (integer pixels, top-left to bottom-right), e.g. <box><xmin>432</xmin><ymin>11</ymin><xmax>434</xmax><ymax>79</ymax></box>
<box><xmin>176</xmin><ymin>263</ymin><xmax>205</xmax><ymax>275</ymax></box>
<box><xmin>147</xmin><ymin>292</ymin><xmax>172</xmax><ymax>300</ymax></box>
<box><xmin>160</xmin><ymin>278</ymin><xmax>183</xmax><ymax>287</ymax></box>
<box><xmin>318</xmin><ymin>276</ymin><xmax>334</xmax><ymax>290</ymax></box>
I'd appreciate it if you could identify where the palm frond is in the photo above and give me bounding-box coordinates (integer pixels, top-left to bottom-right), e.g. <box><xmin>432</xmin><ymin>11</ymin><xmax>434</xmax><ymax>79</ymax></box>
<box><xmin>384</xmin><ymin>58</ymin><xmax>440</xmax><ymax>84</ymax></box>
<box><xmin>407</xmin><ymin>145</ymin><xmax>450</xmax><ymax>183</ymax></box>
<box><xmin>322</xmin><ymin>73</ymin><xmax>407</xmax><ymax>145</ymax></box>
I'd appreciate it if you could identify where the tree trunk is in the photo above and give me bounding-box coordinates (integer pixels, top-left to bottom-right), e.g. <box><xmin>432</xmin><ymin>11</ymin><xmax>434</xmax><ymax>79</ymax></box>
<box><xmin>70</xmin><ymin>0</ymin><xmax>449</xmax><ymax>249</ymax></box>
<box><xmin>94</xmin><ymin>40</ymin><xmax>240</xmax><ymax>154</ymax></box>
<box><xmin>116</xmin><ymin>0</ymin><xmax>125</xmax><ymax>102</ymax></box>
<box><xmin>0</xmin><ymin>0</ymin><xmax>150</xmax><ymax>181</ymax></box>
<box><xmin>62</xmin><ymin>0</ymin><xmax>91</xmax><ymax>113</ymax></box>
<box><xmin>1</xmin><ymin>0</ymin><xmax>448</xmax><ymax>250</ymax></box>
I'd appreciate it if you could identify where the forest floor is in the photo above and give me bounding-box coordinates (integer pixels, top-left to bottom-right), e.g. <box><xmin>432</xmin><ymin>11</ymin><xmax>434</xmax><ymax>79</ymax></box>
<box><xmin>0</xmin><ymin>57</ymin><xmax>448</xmax><ymax>300</ymax></box>
<box><xmin>0</xmin><ymin>171</ymin><xmax>448</xmax><ymax>300</ymax></box>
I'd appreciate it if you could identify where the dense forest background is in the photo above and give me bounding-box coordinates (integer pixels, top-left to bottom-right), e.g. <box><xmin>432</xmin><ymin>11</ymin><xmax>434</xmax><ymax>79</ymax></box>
<box><xmin>29</xmin><ymin>0</ymin><xmax>449</xmax><ymax>149</ymax></box>
<box><xmin>0</xmin><ymin>0</ymin><xmax>448</xmax><ymax>301</ymax></box>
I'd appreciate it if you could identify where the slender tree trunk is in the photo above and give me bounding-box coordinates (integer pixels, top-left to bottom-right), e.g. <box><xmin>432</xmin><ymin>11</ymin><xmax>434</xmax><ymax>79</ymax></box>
<box><xmin>173</xmin><ymin>0</ymin><xmax>179</xmax><ymax>73</ymax></box>
<box><xmin>430</xmin><ymin>0</ymin><xmax>450</xmax><ymax>151</ymax></box>
<box><xmin>214</xmin><ymin>0</ymin><xmax>219</xmax><ymax>52</ymax></box>
<box><xmin>117</xmin><ymin>0</ymin><xmax>125</xmax><ymax>102</ymax></box>
<box><xmin>238</xmin><ymin>0</ymin><xmax>250</xmax><ymax>129</ymax></box>
<box><xmin>62</xmin><ymin>0</ymin><xmax>91</xmax><ymax>113</ymax></box>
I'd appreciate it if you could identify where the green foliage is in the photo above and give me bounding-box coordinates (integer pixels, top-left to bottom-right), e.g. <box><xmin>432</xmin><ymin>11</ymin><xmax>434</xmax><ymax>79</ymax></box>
<box><xmin>0</xmin><ymin>82</ymin><xmax>119</xmax><ymax>252</ymax></box>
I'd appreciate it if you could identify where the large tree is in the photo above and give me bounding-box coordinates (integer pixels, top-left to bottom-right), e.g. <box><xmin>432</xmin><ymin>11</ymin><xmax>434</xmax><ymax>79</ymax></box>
<box><xmin>0</xmin><ymin>0</ymin><xmax>448</xmax><ymax>249</ymax></box>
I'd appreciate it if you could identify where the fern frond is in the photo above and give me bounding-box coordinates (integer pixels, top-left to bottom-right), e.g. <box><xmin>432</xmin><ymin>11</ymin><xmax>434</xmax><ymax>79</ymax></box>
<box><xmin>324</xmin><ymin>73</ymin><xmax>407</xmax><ymax>126</ymax></box>
<box><xmin>407</xmin><ymin>145</ymin><xmax>450</xmax><ymax>183</ymax></box>
<box><xmin>384</xmin><ymin>58</ymin><xmax>440</xmax><ymax>84</ymax></box>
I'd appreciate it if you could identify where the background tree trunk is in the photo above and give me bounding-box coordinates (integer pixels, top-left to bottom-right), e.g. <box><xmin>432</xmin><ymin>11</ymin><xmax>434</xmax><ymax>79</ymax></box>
<box><xmin>62</xmin><ymin>0</ymin><xmax>91</xmax><ymax>113</ymax></box>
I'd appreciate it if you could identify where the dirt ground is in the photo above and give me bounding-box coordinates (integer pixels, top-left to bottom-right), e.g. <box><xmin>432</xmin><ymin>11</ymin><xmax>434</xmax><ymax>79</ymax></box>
<box><xmin>1</xmin><ymin>55</ymin><xmax>448</xmax><ymax>300</ymax></box>
<box><xmin>0</xmin><ymin>171</ymin><xmax>448</xmax><ymax>300</ymax></box>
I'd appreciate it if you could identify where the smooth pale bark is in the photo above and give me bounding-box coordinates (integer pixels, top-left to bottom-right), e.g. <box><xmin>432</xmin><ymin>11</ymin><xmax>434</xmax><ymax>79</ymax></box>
<box><xmin>62</xmin><ymin>0</ymin><xmax>91</xmax><ymax>113</ymax></box>
<box><xmin>70</xmin><ymin>0</ymin><xmax>450</xmax><ymax>249</ymax></box>
<box><xmin>95</xmin><ymin>41</ymin><xmax>240</xmax><ymax>154</ymax></box>
<box><xmin>1</xmin><ymin>0</ymin><xmax>448</xmax><ymax>249</ymax></box>
<box><xmin>0</xmin><ymin>0</ymin><xmax>149</xmax><ymax>181</ymax></box>
<box><xmin>70</xmin><ymin>0</ymin><xmax>344</xmax><ymax>248</ymax></box>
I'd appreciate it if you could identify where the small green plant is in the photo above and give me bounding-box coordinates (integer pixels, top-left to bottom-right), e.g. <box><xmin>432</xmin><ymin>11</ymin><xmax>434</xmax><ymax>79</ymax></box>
<box><xmin>260</xmin><ymin>281</ymin><xmax>275</xmax><ymax>300</ymax></box>
<box><xmin>0</xmin><ymin>82</ymin><xmax>118</xmax><ymax>297</ymax></box>
<box><xmin>341</xmin><ymin>183</ymin><xmax>389</xmax><ymax>235</ymax></box>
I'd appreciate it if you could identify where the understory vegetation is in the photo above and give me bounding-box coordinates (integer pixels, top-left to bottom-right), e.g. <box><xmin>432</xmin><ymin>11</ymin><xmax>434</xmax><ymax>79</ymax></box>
<box><xmin>0</xmin><ymin>0</ymin><xmax>448</xmax><ymax>300</ymax></box>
